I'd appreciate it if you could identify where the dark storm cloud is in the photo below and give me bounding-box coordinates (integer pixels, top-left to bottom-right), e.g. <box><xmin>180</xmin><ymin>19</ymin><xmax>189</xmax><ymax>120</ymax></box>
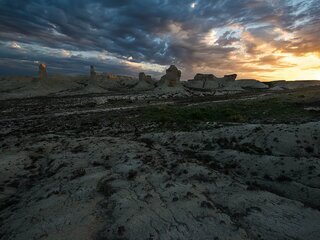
<box><xmin>0</xmin><ymin>0</ymin><xmax>319</xmax><ymax>78</ymax></box>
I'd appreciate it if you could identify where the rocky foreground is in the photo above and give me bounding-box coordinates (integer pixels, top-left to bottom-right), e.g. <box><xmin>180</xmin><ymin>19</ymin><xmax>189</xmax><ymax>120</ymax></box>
<box><xmin>0</xmin><ymin>90</ymin><xmax>320</xmax><ymax>240</ymax></box>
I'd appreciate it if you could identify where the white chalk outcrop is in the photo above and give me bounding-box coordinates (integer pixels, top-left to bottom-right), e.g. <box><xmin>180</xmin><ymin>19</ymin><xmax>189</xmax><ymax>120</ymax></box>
<box><xmin>132</xmin><ymin>72</ymin><xmax>155</xmax><ymax>91</ymax></box>
<box><xmin>185</xmin><ymin>73</ymin><xmax>269</xmax><ymax>92</ymax></box>
<box><xmin>154</xmin><ymin>65</ymin><xmax>189</xmax><ymax>95</ymax></box>
<box><xmin>185</xmin><ymin>73</ymin><xmax>242</xmax><ymax>92</ymax></box>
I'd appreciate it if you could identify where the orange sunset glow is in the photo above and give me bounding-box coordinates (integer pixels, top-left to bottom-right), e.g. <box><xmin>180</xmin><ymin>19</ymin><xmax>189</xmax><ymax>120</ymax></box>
<box><xmin>1</xmin><ymin>1</ymin><xmax>320</xmax><ymax>239</ymax></box>
<box><xmin>0</xmin><ymin>0</ymin><xmax>319</xmax><ymax>80</ymax></box>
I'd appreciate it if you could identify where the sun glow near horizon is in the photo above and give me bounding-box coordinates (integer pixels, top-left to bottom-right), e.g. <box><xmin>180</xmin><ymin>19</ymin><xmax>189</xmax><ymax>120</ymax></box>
<box><xmin>0</xmin><ymin>0</ymin><xmax>319</xmax><ymax>80</ymax></box>
<box><xmin>258</xmin><ymin>53</ymin><xmax>320</xmax><ymax>81</ymax></box>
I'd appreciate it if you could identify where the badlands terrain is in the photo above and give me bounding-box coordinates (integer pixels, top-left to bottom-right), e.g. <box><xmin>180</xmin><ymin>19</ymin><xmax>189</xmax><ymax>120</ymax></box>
<box><xmin>1</xmin><ymin>66</ymin><xmax>320</xmax><ymax>240</ymax></box>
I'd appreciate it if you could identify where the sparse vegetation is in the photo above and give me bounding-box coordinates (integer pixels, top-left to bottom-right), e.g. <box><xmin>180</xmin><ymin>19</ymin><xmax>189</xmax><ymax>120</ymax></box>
<box><xmin>141</xmin><ymin>97</ymin><xmax>320</xmax><ymax>125</ymax></box>
<box><xmin>2</xmin><ymin>79</ymin><xmax>320</xmax><ymax>240</ymax></box>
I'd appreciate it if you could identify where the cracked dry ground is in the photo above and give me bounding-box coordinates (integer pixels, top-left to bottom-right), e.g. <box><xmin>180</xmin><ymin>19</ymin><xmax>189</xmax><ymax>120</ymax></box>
<box><xmin>1</xmin><ymin>101</ymin><xmax>320</xmax><ymax>240</ymax></box>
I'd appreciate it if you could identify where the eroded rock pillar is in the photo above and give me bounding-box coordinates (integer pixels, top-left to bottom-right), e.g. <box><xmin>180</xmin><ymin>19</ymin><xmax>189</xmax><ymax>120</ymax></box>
<box><xmin>38</xmin><ymin>63</ymin><xmax>47</xmax><ymax>80</ymax></box>
<box><xmin>90</xmin><ymin>65</ymin><xmax>96</xmax><ymax>79</ymax></box>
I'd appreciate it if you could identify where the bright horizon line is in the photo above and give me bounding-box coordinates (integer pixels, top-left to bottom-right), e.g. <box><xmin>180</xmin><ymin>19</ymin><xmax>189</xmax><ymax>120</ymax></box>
<box><xmin>1</xmin><ymin>72</ymin><xmax>319</xmax><ymax>82</ymax></box>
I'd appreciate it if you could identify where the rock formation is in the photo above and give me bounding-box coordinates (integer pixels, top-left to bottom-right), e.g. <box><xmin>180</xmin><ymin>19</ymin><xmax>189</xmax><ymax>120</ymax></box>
<box><xmin>139</xmin><ymin>72</ymin><xmax>152</xmax><ymax>83</ymax></box>
<box><xmin>90</xmin><ymin>65</ymin><xmax>96</xmax><ymax>79</ymax></box>
<box><xmin>193</xmin><ymin>74</ymin><xmax>218</xmax><ymax>88</ymax></box>
<box><xmin>154</xmin><ymin>65</ymin><xmax>189</xmax><ymax>95</ymax></box>
<box><xmin>185</xmin><ymin>71</ymin><xmax>271</xmax><ymax>92</ymax></box>
<box><xmin>186</xmin><ymin>72</ymin><xmax>237</xmax><ymax>90</ymax></box>
<box><xmin>38</xmin><ymin>63</ymin><xmax>47</xmax><ymax>80</ymax></box>
<box><xmin>194</xmin><ymin>74</ymin><xmax>217</xmax><ymax>81</ymax></box>
<box><xmin>131</xmin><ymin>72</ymin><xmax>155</xmax><ymax>90</ymax></box>
<box><xmin>236</xmin><ymin>79</ymin><xmax>269</xmax><ymax>89</ymax></box>
<box><xmin>223</xmin><ymin>74</ymin><xmax>237</xmax><ymax>81</ymax></box>
<box><xmin>159</xmin><ymin>65</ymin><xmax>181</xmax><ymax>87</ymax></box>
<box><xmin>85</xmin><ymin>65</ymin><xmax>110</xmax><ymax>93</ymax></box>
<box><xmin>192</xmin><ymin>73</ymin><xmax>237</xmax><ymax>83</ymax></box>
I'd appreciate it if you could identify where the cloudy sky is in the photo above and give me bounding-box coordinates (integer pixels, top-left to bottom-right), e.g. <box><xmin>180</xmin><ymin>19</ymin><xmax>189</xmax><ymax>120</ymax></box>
<box><xmin>0</xmin><ymin>0</ymin><xmax>319</xmax><ymax>80</ymax></box>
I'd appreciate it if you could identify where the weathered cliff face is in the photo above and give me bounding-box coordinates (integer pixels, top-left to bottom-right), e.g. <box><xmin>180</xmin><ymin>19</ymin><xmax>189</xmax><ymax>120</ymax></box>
<box><xmin>186</xmin><ymin>72</ymin><xmax>238</xmax><ymax>90</ymax></box>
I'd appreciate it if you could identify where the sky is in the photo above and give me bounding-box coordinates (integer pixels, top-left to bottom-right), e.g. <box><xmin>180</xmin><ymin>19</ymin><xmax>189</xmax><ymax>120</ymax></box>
<box><xmin>0</xmin><ymin>0</ymin><xmax>319</xmax><ymax>81</ymax></box>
